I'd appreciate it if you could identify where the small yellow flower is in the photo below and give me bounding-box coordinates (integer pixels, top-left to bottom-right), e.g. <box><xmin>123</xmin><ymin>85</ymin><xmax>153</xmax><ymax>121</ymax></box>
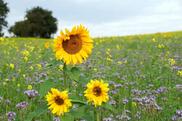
<box><xmin>168</xmin><ymin>58</ymin><xmax>176</xmax><ymax>66</ymax></box>
<box><xmin>21</xmin><ymin>50</ymin><xmax>30</xmax><ymax>57</ymax></box>
<box><xmin>17</xmin><ymin>83</ymin><xmax>21</xmax><ymax>87</ymax></box>
<box><xmin>9</xmin><ymin>63</ymin><xmax>15</xmax><ymax>69</ymax></box>
<box><xmin>84</xmin><ymin>79</ymin><xmax>109</xmax><ymax>107</ymax></box>
<box><xmin>44</xmin><ymin>42</ymin><xmax>50</xmax><ymax>49</ymax></box>
<box><xmin>29</xmin><ymin>66</ymin><xmax>34</xmax><ymax>70</ymax></box>
<box><xmin>106</xmin><ymin>57</ymin><xmax>113</xmax><ymax>62</ymax></box>
<box><xmin>157</xmin><ymin>44</ymin><xmax>165</xmax><ymax>49</ymax></box>
<box><xmin>58</xmin><ymin>64</ymin><xmax>64</xmax><ymax>71</ymax></box>
<box><xmin>117</xmin><ymin>61</ymin><xmax>123</xmax><ymax>65</ymax></box>
<box><xmin>46</xmin><ymin>88</ymin><xmax>72</xmax><ymax>116</ymax></box>
<box><xmin>93</xmin><ymin>68</ymin><xmax>97</xmax><ymax>71</ymax></box>
<box><xmin>27</xmin><ymin>85</ymin><xmax>32</xmax><ymax>90</ymax></box>
<box><xmin>177</xmin><ymin>70</ymin><xmax>182</xmax><ymax>77</ymax></box>
<box><xmin>36</xmin><ymin>64</ymin><xmax>42</xmax><ymax>69</ymax></box>
<box><xmin>23</xmin><ymin>74</ymin><xmax>26</xmax><ymax>78</ymax></box>
<box><xmin>23</xmin><ymin>56</ymin><xmax>28</xmax><ymax>62</ymax></box>
<box><xmin>152</xmin><ymin>38</ymin><xmax>156</xmax><ymax>42</ymax></box>
<box><xmin>0</xmin><ymin>37</ymin><xmax>5</xmax><ymax>42</ymax></box>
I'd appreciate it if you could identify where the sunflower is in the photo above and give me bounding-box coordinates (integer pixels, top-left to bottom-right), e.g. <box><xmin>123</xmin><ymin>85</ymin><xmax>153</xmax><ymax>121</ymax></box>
<box><xmin>46</xmin><ymin>88</ymin><xmax>72</xmax><ymax>116</ymax></box>
<box><xmin>54</xmin><ymin>25</ymin><xmax>93</xmax><ymax>65</ymax></box>
<box><xmin>84</xmin><ymin>79</ymin><xmax>109</xmax><ymax>107</ymax></box>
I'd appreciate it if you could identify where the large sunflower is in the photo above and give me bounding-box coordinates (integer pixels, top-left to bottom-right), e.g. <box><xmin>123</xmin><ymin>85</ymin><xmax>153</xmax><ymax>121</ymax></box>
<box><xmin>84</xmin><ymin>79</ymin><xmax>109</xmax><ymax>107</ymax></box>
<box><xmin>54</xmin><ymin>25</ymin><xmax>93</xmax><ymax>65</ymax></box>
<box><xmin>46</xmin><ymin>88</ymin><xmax>72</xmax><ymax>116</ymax></box>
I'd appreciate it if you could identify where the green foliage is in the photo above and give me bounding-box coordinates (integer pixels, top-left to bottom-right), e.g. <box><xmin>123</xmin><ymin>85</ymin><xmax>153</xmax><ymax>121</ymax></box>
<box><xmin>0</xmin><ymin>0</ymin><xmax>9</xmax><ymax>36</ymax></box>
<box><xmin>39</xmin><ymin>80</ymin><xmax>56</xmax><ymax>98</ymax></box>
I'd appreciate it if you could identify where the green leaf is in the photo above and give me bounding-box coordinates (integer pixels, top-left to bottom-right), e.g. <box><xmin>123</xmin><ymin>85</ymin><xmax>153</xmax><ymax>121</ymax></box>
<box><xmin>25</xmin><ymin>104</ymin><xmax>47</xmax><ymax>121</ymax></box>
<box><xmin>71</xmin><ymin>99</ymin><xmax>87</xmax><ymax>105</ymax></box>
<box><xmin>103</xmin><ymin>103</ymin><xmax>115</xmax><ymax>111</ymax></box>
<box><xmin>71</xmin><ymin>105</ymin><xmax>93</xmax><ymax>120</ymax></box>
<box><xmin>68</xmin><ymin>67</ymin><xmax>80</xmax><ymax>81</ymax></box>
<box><xmin>39</xmin><ymin>80</ymin><xmax>56</xmax><ymax>98</ymax></box>
<box><xmin>62</xmin><ymin>113</ymin><xmax>74</xmax><ymax>121</ymax></box>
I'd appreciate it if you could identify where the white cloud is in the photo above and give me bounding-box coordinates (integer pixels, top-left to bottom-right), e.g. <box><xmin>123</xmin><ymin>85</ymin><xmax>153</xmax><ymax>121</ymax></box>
<box><xmin>4</xmin><ymin>0</ymin><xmax>182</xmax><ymax>37</ymax></box>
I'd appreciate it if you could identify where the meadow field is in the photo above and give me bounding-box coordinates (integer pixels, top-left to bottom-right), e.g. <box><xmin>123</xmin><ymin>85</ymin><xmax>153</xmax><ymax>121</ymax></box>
<box><xmin>0</xmin><ymin>31</ymin><xmax>182</xmax><ymax>121</ymax></box>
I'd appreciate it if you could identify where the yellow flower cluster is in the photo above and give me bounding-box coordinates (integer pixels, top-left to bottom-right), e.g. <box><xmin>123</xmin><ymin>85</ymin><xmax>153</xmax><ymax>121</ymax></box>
<box><xmin>157</xmin><ymin>44</ymin><xmax>165</xmax><ymax>49</ymax></box>
<box><xmin>9</xmin><ymin>63</ymin><xmax>15</xmax><ymax>69</ymax></box>
<box><xmin>177</xmin><ymin>70</ymin><xmax>182</xmax><ymax>77</ymax></box>
<box><xmin>168</xmin><ymin>58</ymin><xmax>176</xmax><ymax>66</ymax></box>
<box><xmin>21</xmin><ymin>50</ymin><xmax>30</xmax><ymax>62</ymax></box>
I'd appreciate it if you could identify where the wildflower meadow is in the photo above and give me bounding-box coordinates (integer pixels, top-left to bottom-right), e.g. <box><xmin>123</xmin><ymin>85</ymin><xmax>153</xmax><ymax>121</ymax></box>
<box><xmin>0</xmin><ymin>28</ymin><xmax>182</xmax><ymax>121</ymax></box>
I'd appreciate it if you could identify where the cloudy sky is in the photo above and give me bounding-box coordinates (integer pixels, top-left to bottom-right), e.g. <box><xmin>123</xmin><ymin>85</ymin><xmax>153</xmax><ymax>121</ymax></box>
<box><xmin>4</xmin><ymin>0</ymin><xmax>182</xmax><ymax>37</ymax></box>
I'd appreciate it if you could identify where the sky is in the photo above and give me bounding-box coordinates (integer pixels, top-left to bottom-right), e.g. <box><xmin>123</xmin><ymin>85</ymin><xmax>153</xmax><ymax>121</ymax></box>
<box><xmin>4</xmin><ymin>0</ymin><xmax>182</xmax><ymax>37</ymax></box>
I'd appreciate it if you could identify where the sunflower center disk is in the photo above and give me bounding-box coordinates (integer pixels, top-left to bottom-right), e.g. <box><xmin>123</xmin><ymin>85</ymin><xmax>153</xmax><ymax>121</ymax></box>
<box><xmin>93</xmin><ymin>86</ymin><xmax>102</xmax><ymax>96</ymax></box>
<box><xmin>55</xmin><ymin>96</ymin><xmax>64</xmax><ymax>105</ymax></box>
<box><xmin>62</xmin><ymin>35</ymin><xmax>82</xmax><ymax>54</ymax></box>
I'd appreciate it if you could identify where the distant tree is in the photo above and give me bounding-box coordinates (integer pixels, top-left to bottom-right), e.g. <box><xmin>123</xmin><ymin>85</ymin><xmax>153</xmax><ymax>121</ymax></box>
<box><xmin>9</xmin><ymin>6</ymin><xmax>57</xmax><ymax>38</ymax></box>
<box><xmin>9</xmin><ymin>21</ymin><xmax>31</xmax><ymax>37</ymax></box>
<box><xmin>0</xmin><ymin>0</ymin><xmax>9</xmax><ymax>36</ymax></box>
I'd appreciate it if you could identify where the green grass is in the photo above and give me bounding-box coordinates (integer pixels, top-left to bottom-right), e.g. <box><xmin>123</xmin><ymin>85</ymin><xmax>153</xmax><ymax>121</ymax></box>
<box><xmin>0</xmin><ymin>31</ymin><xmax>182</xmax><ymax>121</ymax></box>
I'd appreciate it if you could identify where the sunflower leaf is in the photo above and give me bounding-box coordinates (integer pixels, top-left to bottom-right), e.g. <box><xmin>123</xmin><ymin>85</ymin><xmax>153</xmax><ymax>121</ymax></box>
<box><xmin>39</xmin><ymin>80</ymin><xmax>56</xmax><ymax>98</ymax></box>
<box><xmin>62</xmin><ymin>113</ymin><xmax>74</xmax><ymax>121</ymax></box>
<box><xmin>25</xmin><ymin>104</ymin><xmax>47</xmax><ymax>121</ymax></box>
<box><xmin>68</xmin><ymin>67</ymin><xmax>80</xmax><ymax>81</ymax></box>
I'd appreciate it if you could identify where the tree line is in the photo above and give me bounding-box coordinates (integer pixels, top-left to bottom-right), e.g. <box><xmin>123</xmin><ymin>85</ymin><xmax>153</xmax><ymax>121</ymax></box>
<box><xmin>0</xmin><ymin>0</ymin><xmax>57</xmax><ymax>38</ymax></box>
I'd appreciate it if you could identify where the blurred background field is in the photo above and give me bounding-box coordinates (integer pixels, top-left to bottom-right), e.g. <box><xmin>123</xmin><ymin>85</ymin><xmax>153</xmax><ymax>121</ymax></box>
<box><xmin>0</xmin><ymin>31</ymin><xmax>181</xmax><ymax>121</ymax></box>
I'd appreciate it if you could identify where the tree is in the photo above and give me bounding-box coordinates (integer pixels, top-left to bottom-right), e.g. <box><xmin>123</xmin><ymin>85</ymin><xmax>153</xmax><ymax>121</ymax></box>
<box><xmin>0</xmin><ymin>0</ymin><xmax>9</xmax><ymax>36</ymax></box>
<box><xmin>9</xmin><ymin>6</ymin><xmax>57</xmax><ymax>38</ymax></box>
<box><xmin>9</xmin><ymin>21</ymin><xmax>31</xmax><ymax>37</ymax></box>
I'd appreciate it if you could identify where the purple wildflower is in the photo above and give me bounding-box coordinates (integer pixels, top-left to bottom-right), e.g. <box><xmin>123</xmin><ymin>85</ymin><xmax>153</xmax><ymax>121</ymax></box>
<box><xmin>24</xmin><ymin>90</ymin><xmax>39</xmax><ymax>99</ymax></box>
<box><xmin>16</xmin><ymin>101</ymin><xmax>28</xmax><ymax>109</ymax></box>
<box><xmin>6</xmin><ymin>111</ymin><xmax>16</xmax><ymax>121</ymax></box>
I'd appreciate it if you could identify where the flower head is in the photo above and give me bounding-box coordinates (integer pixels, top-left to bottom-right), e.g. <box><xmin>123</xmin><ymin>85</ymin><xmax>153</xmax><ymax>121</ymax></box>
<box><xmin>24</xmin><ymin>89</ymin><xmax>39</xmax><ymax>99</ymax></box>
<box><xmin>168</xmin><ymin>58</ymin><xmax>176</xmax><ymax>66</ymax></box>
<box><xmin>84</xmin><ymin>79</ymin><xmax>109</xmax><ymax>107</ymax></box>
<box><xmin>6</xmin><ymin>111</ymin><xmax>16</xmax><ymax>121</ymax></box>
<box><xmin>177</xmin><ymin>70</ymin><xmax>182</xmax><ymax>77</ymax></box>
<box><xmin>21</xmin><ymin>50</ymin><xmax>30</xmax><ymax>57</ymax></box>
<box><xmin>9</xmin><ymin>64</ymin><xmax>14</xmax><ymax>69</ymax></box>
<box><xmin>16</xmin><ymin>101</ymin><xmax>28</xmax><ymax>109</ymax></box>
<box><xmin>27</xmin><ymin>85</ymin><xmax>33</xmax><ymax>90</ymax></box>
<box><xmin>157</xmin><ymin>44</ymin><xmax>165</xmax><ymax>49</ymax></box>
<box><xmin>54</xmin><ymin>25</ymin><xmax>93</xmax><ymax>65</ymax></box>
<box><xmin>46</xmin><ymin>88</ymin><xmax>72</xmax><ymax>116</ymax></box>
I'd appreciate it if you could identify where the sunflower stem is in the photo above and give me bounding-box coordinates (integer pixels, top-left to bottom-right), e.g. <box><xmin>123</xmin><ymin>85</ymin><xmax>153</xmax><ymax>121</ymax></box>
<box><xmin>95</xmin><ymin>107</ymin><xmax>101</xmax><ymax>121</ymax></box>
<box><xmin>63</xmin><ymin>63</ymin><xmax>67</xmax><ymax>89</ymax></box>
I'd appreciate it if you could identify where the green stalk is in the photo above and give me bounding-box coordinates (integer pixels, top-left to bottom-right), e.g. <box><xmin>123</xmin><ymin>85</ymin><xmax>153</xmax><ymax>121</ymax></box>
<box><xmin>63</xmin><ymin>63</ymin><xmax>67</xmax><ymax>89</ymax></box>
<box><xmin>95</xmin><ymin>107</ymin><xmax>101</xmax><ymax>121</ymax></box>
<box><xmin>96</xmin><ymin>111</ymin><xmax>100</xmax><ymax>121</ymax></box>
